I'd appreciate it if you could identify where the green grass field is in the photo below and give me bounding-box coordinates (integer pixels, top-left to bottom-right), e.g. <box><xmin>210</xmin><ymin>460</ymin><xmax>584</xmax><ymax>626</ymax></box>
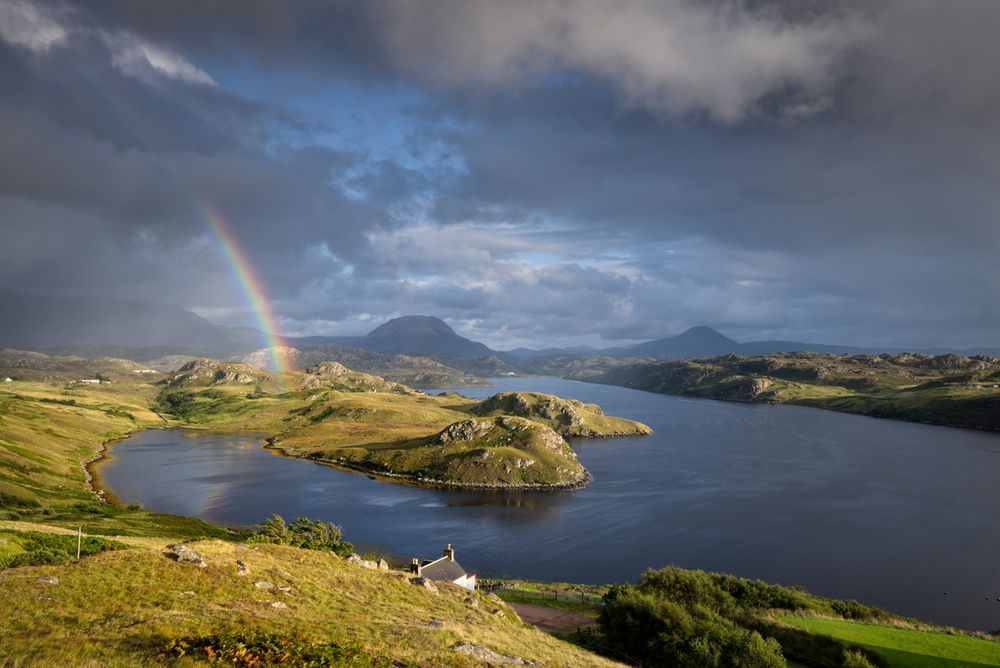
<box><xmin>781</xmin><ymin>616</ymin><xmax>1000</xmax><ymax>667</ymax></box>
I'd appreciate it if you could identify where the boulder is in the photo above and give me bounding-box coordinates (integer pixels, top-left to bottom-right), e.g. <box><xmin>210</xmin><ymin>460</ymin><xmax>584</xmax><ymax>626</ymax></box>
<box><xmin>347</xmin><ymin>553</ymin><xmax>382</xmax><ymax>570</ymax></box>
<box><xmin>166</xmin><ymin>543</ymin><xmax>206</xmax><ymax>568</ymax></box>
<box><xmin>411</xmin><ymin>576</ymin><xmax>438</xmax><ymax>593</ymax></box>
<box><xmin>35</xmin><ymin>576</ymin><xmax>59</xmax><ymax>585</ymax></box>
<box><xmin>236</xmin><ymin>560</ymin><xmax>249</xmax><ymax>577</ymax></box>
<box><xmin>450</xmin><ymin>642</ymin><xmax>539</xmax><ymax>666</ymax></box>
<box><xmin>254</xmin><ymin>581</ymin><xmax>275</xmax><ymax>591</ymax></box>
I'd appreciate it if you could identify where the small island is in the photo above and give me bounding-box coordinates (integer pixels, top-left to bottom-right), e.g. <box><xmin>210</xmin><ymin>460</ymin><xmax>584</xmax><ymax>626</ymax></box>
<box><xmin>153</xmin><ymin>360</ymin><xmax>651</xmax><ymax>489</ymax></box>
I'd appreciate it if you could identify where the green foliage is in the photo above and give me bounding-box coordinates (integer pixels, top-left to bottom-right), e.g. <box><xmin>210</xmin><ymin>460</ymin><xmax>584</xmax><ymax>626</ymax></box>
<box><xmin>160</xmin><ymin>630</ymin><xmax>403</xmax><ymax>667</ymax></box>
<box><xmin>831</xmin><ymin>599</ymin><xmax>892</xmax><ymax>622</ymax></box>
<box><xmin>745</xmin><ymin>619</ymin><xmax>887</xmax><ymax>668</ymax></box>
<box><xmin>592</xmin><ymin>568</ymin><xmax>902</xmax><ymax>667</ymax></box>
<box><xmin>103</xmin><ymin>407</ymin><xmax>134</xmax><ymax>421</ymax></box>
<box><xmin>636</xmin><ymin>567</ymin><xmax>829</xmax><ymax>617</ymax></box>
<box><xmin>597</xmin><ymin>587</ymin><xmax>784</xmax><ymax>667</ymax></box>
<box><xmin>247</xmin><ymin>514</ymin><xmax>353</xmax><ymax>556</ymax></box>
<box><xmin>843</xmin><ymin>649</ymin><xmax>877</xmax><ymax>668</ymax></box>
<box><xmin>153</xmin><ymin>391</ymin><xmax>197</xmax><ymax>418</ymax></box>
<box><xmin>0</xmin><ymin>529</ymin><xmax>125</xmax><ymax>569</ymax></box>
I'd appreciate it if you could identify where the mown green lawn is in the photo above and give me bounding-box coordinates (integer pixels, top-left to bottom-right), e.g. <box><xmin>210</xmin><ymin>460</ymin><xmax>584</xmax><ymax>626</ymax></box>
<box><xmin>781</xmin><ymin>616</ymin><xmax>1000</xmax><ymax>668</ymax></box>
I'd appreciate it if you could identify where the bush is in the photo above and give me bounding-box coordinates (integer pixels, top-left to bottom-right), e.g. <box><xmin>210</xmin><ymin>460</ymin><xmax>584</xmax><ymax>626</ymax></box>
<box><xmin>161</xmin><ymin>630</ymin><xmax>401</xmax><ymax>667</ymax></box>
<box><xmin>0</xmin><ymin>530</ymin><xmax>125</xmax><ymax>570</ymax></box>
<box><xmin>8</xmin><ymin>549</ymin><xmax>63</xmax><ymax>568</ymax></box>
<box><xmin>597</xmin><ymin>588</ymin><xmax>785</xmax><ymax>667</ymax></box>
<box><xmin>247</xmin><ymin>515</ymin><xmax>353</xmax><ymax>556</ymax></box>
<box><xmin>842</xmin><ymin>649</ymin><xmax>877</xmax><ymax>668</ymax></box>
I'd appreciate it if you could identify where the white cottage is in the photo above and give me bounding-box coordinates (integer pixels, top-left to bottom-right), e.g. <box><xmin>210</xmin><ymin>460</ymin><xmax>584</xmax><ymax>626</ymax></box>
<box><xmin>410</xmin><ymin>544</ymin><xmax>476</xmax><ymax>590</ymax></box>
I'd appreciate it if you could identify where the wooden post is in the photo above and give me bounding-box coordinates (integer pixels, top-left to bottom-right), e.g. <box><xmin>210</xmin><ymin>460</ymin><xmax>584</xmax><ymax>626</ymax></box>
<box><xmin>76</xmin><ymin>526</ymin><xmax>81</xmax><ymax>561</ymax></box>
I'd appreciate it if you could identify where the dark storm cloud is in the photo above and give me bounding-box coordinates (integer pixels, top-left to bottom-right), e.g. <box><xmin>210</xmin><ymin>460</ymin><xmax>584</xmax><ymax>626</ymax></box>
<box><xmin>1</xmin><ymin>0</ymin><xmax>999</xmax><ymax>348</ymax></box>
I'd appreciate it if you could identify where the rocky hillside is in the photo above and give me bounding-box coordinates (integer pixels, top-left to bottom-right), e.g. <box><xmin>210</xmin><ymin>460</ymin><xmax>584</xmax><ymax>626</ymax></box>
<box><xmin>471</xmin><ymin>392</ymin><xmax>652</xmax><ymax>437</ymax></box>
<box><xmin>158</xmin><ymin>359</ymin><xmax>273</xmax><ymax>390</ymax></box>
<box><xmin>240</xmin><ymin>344</ymin><xmax>488</xmax><ymax>388</ymax></box>
<box><xmin>0</xmin><ymin>349</ymin><xmax>163</xmax><ymax>382</ymax></box>
<box><xmin>298</xmin><ymin>361</ymin><xmax>414</xmax><ymax>394</ymax></box>
<box><xmin>592</xmin><ymin>352</ymin><xmax>1000</xmax><ymax>430</ymax></box>
<box><xmin>309</xmin><ymin>415</ymin><xmax>590</xmax><ymax>488</ymax></box>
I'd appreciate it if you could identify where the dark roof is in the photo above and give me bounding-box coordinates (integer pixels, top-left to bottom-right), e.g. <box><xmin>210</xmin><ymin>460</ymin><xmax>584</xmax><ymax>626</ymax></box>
<box><xmin>421</xmin><ymin>556</ymin><xmax>469</xmax><ymax>582</ymax></box>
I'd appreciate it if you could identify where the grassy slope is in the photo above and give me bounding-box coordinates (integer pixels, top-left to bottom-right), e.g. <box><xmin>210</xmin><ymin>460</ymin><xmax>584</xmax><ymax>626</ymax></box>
<box><xmin>0</xmin><ymin>525</ymin><xmax>619</xmax><ymax>667</ymax></box>
<box><xmin>470</xmin><ymin>392</ymin><xmax>652</xmax><ymax>437</ymax></box>
<box><xmin>781</xmin><ymin>616</ymin><xmax>1000</xmax><ymax>668</ymax></box>
<box><xmin>0</xmin><ymin>381</ymin><xmax>234</xmax><ymax>539</ymax></box>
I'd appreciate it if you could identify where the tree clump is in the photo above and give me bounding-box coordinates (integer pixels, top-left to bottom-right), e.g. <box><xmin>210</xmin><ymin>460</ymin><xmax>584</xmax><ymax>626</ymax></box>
<box><xmin>247</xmin><ymin>514</ymin><xmax>353</xmax><ymax>556</ymax></box>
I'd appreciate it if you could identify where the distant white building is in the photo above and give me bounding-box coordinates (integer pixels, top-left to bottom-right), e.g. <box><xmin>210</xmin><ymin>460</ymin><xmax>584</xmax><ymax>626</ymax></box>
<box><xmin>79</xmin><ymin>379</ymin><xmax>101</xmax><ymax>384</ymax></box>
<box><xmin>133</xmin><ymin>369</ymin><xmax>158</xmax><ymax>374</ymax></box>
<box><xmin>410</xmin><ymin>544</ymin><xmax>476</xmax><ymax>590</ymax></box>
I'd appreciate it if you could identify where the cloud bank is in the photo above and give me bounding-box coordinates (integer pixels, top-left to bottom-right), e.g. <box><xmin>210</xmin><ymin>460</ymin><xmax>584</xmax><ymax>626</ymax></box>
<box><xmin>1</xmin><ymin>0</ymin><xmax>998</xmax><ymax>349</ymax></box>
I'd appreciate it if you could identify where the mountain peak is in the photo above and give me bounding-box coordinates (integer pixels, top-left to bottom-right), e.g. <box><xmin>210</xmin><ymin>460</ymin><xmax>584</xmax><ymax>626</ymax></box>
<box><xmin>673</xmin><ymin>326</ymin><xmax>737</xmax><ymax>346</ymax></box>
<box><xmin>366</xmin><ymin>315</ymin><xmax>456</xmax><ymax>339</ymax></box>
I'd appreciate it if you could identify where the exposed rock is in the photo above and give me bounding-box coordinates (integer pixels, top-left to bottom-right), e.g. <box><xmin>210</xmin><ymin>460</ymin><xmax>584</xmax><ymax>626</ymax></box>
<box><xmin>35</xmin><ymin>576</ymin><xmax>59</xmax><ymax>585</ymax></box>
<box><xmin>436</xmin><ymin>419</ymin><xmax>493</xmax><ymax>443</ymax></box>
<box><xmin>166</xmin><ymin>543</ymin><xmax>206</xmax><ymax>568</ymax></box>
<box><xmin>426</xmin><ymin>619</ymin><xmax>446</xmax><ymax>629</ymax></box>
<box><xmin>463</xmin><ymin>596</ymin><xmax>479</xmax><ymax>609</ymax></box>
<box><xmin>377</xmin><ymin>558</ymin><xmax>390</xmax><ymax>570</ymax></box>
<box><xmin>491</xmin><ymin>608</ymin><xmax>506</xmax><ymax>618</ymax></box>
<box><xmin>254</xmin><ymin>581</ymin><xmax>275</xmax><ymax>591</ymax></box>
<box><xmin>411</xmin><ymin>576</ymin><xmax>438</xmax><ymax>593</ymax></box>
<box><xmin>269</xmin><ymin>601</ymin><xmax>288</xmax><ymax>609</ymax></box>
<box><xmin>450</xmin><ymin>642</ymin><xmax>539</xmax><ymax>666</ymax></box>
<box><xmin>179</xmin><ymin>591</ymin><xmax>195</xmax><ymax>597</ymax></box>
<box><xmin>235</xmin><ymin>560</ymin><xmax>249</xmax><ymax>577</ymax></box>
<box><xmin>347</xmin><ymin>553</ymin><xmax>383</xmax><ymax>570</ymax></box>
<box><xmin>266</xmin><ymin>567</ymin><xmax>291</xmax><ymax>579</ymax></box>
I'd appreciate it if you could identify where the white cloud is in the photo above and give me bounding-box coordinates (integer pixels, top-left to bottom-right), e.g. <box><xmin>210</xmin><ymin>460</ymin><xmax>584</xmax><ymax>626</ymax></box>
<box><xmin>382</xmin><ymin>0</ymin><xmax>868</xmax><ymax>122</ymax></box>
<box><xmin>103</xmin><ymin>31</ymin><xmax>215</xmax><ymax>86</ymax></box>
<box><xmin>0</xmin><ymin>0</ymin><xmax>68</xmax><ymax>52</ymax></box>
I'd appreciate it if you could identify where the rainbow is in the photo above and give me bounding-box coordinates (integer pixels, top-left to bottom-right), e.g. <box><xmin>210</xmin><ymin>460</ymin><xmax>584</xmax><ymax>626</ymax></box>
<box><xmin>197</xmin><ymin>199</ymin><xmax>290</xmax><ymax>376</ymax></box>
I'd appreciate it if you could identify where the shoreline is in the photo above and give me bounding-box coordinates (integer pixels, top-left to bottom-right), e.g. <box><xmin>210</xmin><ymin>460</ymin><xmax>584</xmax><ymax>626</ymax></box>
<box><xmin>264</xmin><ymin>436</ymin><xmax>593</xmax><ymax>491</ymax></box>
<box><xmin>83</xmin><ymin>430</ymin><xmax>143</xmax><ymax>508</ymax></box>
<box><xmin>579</xmin><ymin>377</ymin><xmax>1000</xmax><ymax>434</ymax></box>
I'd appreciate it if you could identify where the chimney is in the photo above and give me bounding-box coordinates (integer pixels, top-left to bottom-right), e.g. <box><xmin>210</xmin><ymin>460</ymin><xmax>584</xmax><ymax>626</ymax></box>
<box><xmin>443</xmin><ymin>544</ymin><xmax>455</xmax><ymax>561</ymax></box>
<box><xmin>410</xmin><ymin>558</ymin><xmax>421</xmax><ymax>576</ymax></box>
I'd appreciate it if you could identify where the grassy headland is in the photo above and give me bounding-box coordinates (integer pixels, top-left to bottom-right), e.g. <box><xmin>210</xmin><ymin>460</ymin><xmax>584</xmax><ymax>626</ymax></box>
<box><xmin>586</xmin><ymin>352</ymin><xmax>1000</xmax><ymax>431</ymax></box>
<box><xmin>148</xmin><ymin>360</ymin><xmax>650</xmax><ymax>489</ymax></box>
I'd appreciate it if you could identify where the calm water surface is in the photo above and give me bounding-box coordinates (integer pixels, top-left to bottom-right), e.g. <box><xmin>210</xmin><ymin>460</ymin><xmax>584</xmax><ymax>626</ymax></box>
<box><xmin>102</xmin><ymin>377</ymin><xmax>1000</xmax><ymax>630</ymax></box>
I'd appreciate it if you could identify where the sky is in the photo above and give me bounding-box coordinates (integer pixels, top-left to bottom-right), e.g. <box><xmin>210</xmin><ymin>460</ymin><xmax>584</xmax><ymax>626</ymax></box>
<box><xmin>1</xmin><ymin>0</ymin><xmax>998</xmax><ymax>350</ymax></box>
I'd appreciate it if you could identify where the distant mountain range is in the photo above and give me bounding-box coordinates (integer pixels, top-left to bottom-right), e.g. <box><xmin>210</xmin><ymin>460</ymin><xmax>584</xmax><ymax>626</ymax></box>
<box><xmin>507</xmin><ymin>325</ymin><xmax>1000</xmax><ymax>359</ymax></box>
<box><xmin>2</xmin><ymin>294</ymin><xmax>997</xmax><ymax>376</ymax></box>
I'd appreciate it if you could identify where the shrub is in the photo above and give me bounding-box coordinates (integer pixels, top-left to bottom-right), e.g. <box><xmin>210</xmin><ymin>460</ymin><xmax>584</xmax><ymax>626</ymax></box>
<box><xmin>843</xmin><ymin>649</ymin><xmax>877</xmax><ymax>668</ymax></box>
<box><xmin>598</xmin><ymin>588</ymin><xmax>785</xmax><ymax>667</ymax></box>
<box><xmin>0</xmin><ymin>530</ymin><xmax>125</xmax><ymax>570</ymax></box>
<box><xmin>161</xmin><ymin>631</ymin><xmax>401</xmax><ymax>667</ymax></box>
<box><xmin>8</xmin><ymin>549</ymin><xmax>63</xmax><ymax>568</ymax></box>
<box><xmin>247</xmin><ymin>515</ymin><xmax>353</xmax><ymax>556</ymax></box>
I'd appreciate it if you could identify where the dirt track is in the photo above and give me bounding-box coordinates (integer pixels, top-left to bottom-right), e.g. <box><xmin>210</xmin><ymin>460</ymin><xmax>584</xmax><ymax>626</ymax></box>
<box><xmin>509</xmin><ymin>603</ymin><xmax>596</xmax><ymax>634</ymax></box>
